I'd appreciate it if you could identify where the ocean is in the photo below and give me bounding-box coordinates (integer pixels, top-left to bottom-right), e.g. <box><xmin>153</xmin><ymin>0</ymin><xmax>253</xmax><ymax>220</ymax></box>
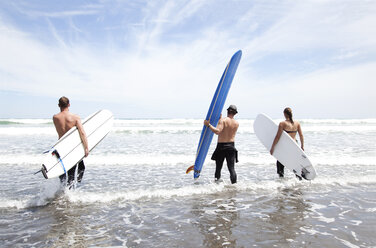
<box><xmin>0</xmin><ymin>118</ymin><xmax>375</xmax><ymax>247</ymax></box>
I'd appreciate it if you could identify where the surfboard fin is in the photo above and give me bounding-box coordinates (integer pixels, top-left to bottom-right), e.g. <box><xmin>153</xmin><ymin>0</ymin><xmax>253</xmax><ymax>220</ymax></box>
<box><xmin>186</xmin><ymin>165</ymin><xmax>194</xmax><ymax>174</ymax></box>
<box><xmin>34</xmin><ymin>164</ymin><xmax>48</xmax><ymax>179</ymax></box>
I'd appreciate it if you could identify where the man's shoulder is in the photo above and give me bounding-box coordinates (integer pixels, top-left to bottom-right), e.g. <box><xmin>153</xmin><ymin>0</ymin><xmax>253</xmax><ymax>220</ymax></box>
<box><xmin>53</xmin><ymin>113</ymin><xmax>61</xmax><ymax>120</ymax></box>
<box><xmin>67</xmin><ymin>113</ymin><xmax>81</xmax><ymax>126</ymax></box>
<box><xmin>229</xmin><ymin>117</ymin><xmax>238</xmax><ymax>123</ymax></box>
<box><xmin>54</xmin><ymin>111</ymin><xmax>80</xmax><ymax>123</ymax></box>
<box><xmin>62</xmin><ymin>111</ymin><xmax>80</xmax><ymax>120</ymax></box>
<box><xmin>71</xmin><ymin>112</ymin><xmax>80</xmax><ymax>119</ymax></box>
<box><xmin>71</xmin><ymin>114</ymin><xmax>83</xmax><ymax>126</ymax></box>
<box><xmin>221</xmin><ymin>117</ymin><xmax>230</xmax><ymax>124</ymax></box>
<box><xmin>225</xmin><ymin>117</ymin><xmax>238</xmax><ymax>126</ymax></box>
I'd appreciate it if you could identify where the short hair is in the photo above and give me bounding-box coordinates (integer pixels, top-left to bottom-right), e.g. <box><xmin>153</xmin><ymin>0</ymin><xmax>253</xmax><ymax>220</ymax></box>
<box><xmin>58</xmin><ymin>96</ymin><xmax>70</xmax><ymax>108</ymax></box>
<box><xmin>227</xmin><ymin>109</ymin><xmax>237</xmax><ymax>115</ymax></box>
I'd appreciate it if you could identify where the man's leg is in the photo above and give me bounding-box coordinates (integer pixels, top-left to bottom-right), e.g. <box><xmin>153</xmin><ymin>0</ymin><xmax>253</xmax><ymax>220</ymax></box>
<box><xmin>59</xmin><ymin>173</ymin><xmax>65</xmax><ymax>183</ymax></box>
<box><xmin>215</xmin><ymin>155</ymin><xmax>225</xmax><ymax>180</ymax></box>
<box><xmin>59</xmin><ymin>165</ymin><xmax>77</xmax><ymax>185</ymax></box>
<box><xmin>77</xmin><ymin>160</ymin><xmax>85</xmax><ymax>183</ymax></box>
<box><xmin>226</xmin><ymin>151</ymin><xmax>237</xmax><ymax>184</ymax></box>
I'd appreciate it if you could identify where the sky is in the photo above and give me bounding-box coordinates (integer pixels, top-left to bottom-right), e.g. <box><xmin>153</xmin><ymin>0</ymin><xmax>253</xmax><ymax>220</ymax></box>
<box><xmin>0</xmin><ymin>0</ymin><xmax>375</xmax><ymax>119</ymax></box>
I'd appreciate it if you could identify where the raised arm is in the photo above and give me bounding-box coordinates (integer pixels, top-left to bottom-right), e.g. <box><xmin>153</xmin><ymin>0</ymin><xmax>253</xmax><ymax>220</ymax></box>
<box><xmin>204</xmin><ymin>118</ymin><xmax>224</xmax><ymax>135</ymax></box>
<box><xmin>76</xmin><ymin>117</ymin><xmax>89</xmax><ymax>157</ymax></box>
<box><xmin>270</xmin><ymin>122</ymin><xmax>284</xmax><ymax>155</ymax></box>
<box><xmin>297</xmin><ymin>122</ymin><xmax>304</xmax><ymax>151</ymax></box>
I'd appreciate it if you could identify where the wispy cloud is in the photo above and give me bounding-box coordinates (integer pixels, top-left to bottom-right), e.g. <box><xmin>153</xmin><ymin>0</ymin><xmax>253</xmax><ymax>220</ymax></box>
<box><xmin>25</xmin><ymin>9</ymin><xmax>99</xmax><ymax>18</ymax></box>
<box><xmin>243</xmin><ymin>1</ymin><xmax>376</xmax><ymax>62</ymax></box>
<box><xmin>0</xmin><ymin>0</ymin><xmax>376</xmax><ymax>118</ymax></box>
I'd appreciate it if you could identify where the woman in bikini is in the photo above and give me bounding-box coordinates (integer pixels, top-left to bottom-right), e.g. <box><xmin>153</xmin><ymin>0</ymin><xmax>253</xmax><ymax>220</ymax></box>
<box><xmin>270</xmin><ymin>107</ymin><xmax>304</xmax><ymax>178</ymax></box>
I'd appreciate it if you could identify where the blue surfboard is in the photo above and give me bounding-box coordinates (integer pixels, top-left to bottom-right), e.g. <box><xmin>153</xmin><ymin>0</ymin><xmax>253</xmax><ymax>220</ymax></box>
<box><xmin>186</xmin><ymin>50</ymin><xmax>242</xmax><ymax>179</ymax></box>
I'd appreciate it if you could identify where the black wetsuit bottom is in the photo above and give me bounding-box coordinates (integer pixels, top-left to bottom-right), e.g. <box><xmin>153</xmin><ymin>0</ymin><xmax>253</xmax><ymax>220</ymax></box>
<box><xmin>211</xmin><ymin>142</ymin><xmax>238</xmax><ymax>184</ymax></box>
<box><xmin>59</xmin><ymin>160</ymin><xmax>85</xmax><ymax>185</ymax></box>
<box><xmin>276</xmin><ymin>160</ymin><xmax>303</xmax><ymax>180</ymax></box>
<box><xmin>276</xmin><ymin>160</ymin><xmax>284</xmax><ymax>178</ymax></box>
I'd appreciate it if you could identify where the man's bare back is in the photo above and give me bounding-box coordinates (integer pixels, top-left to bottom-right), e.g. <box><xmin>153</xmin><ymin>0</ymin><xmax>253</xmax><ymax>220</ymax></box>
<box><xmin>53</xmin><ymin>110</ymin><xmax>82</xmax><ymax>138</ymax></box>
<box><xmin>216</xmin><ymin>117</ymin><xmax>239</xmax><ymax>143</ymax></box>
<box><xmin>53</xmin><ymin>98</ymin><xmax>89</xmax><ymax>157</ymax></box>
<box><xmin>204</xmin><ymin>106</ymin><xmax>239</xmax><ymax>143</ymax></box>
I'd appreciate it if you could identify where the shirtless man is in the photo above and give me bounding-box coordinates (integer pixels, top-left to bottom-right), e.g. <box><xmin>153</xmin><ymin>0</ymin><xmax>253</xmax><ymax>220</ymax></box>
<box><xmin>270</xmin><ymin>107</ymin><xmax>304</xmax><ymax>178</ymax></box>
<box><xmin>204</xmin><ymin>105</ymin><xmax>239</xmax><ymax>184</ymax></box>
<box><xmin>53</xmin><ymin>96</ymin><xmax>89</xmax><ymax>185</ymax></box>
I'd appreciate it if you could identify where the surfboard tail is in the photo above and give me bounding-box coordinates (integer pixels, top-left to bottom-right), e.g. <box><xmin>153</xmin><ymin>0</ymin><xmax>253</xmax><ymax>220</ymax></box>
<box><xmin>186</xmin><ymin>165</ymin><xmax>194</xmax><ymax>174</ymax></box>
<box><xmin>41</xmin><ymin>164</ymin><xmax>48</xmax><ymax>179</ymax></box>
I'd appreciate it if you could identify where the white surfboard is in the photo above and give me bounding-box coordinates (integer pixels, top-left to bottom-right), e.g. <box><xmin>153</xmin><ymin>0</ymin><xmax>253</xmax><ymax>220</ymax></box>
<box><xmin>253</xmin><ymin>113</ymin><xmax>316</xmax><ymax>180</ymax></box>
<box><xmin>41</xmin><ymin>109</ymin><xmax>114</xmax><ymax>179</ymax></box>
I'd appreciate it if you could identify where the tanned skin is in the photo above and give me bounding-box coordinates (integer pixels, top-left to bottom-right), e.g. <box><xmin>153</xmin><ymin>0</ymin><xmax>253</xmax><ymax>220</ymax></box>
<box><xmin>53</xmin><ymin>104</ymin><xmax>89</xmax><ymax>157</ymax></box>
<box><xmin>270</xmin><ymin>113</ymin><xmax>304</xmax><ymax>155</ymax></box>
<box><xmin>204</xmin><ymin>112</ymin><xmax>239</xmax><ymax>142</ymax></box>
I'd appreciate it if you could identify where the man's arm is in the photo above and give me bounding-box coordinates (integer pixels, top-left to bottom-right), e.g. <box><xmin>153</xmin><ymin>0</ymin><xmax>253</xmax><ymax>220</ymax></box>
<box><xmin>204</xmin><ymin>119</ymin><xmax>224</xmax><ymax>135</ymax></box>
<box><xmin>76</xmin><ymin>117</ymin><xmax>89</xmax><ymax>157</ymax></box>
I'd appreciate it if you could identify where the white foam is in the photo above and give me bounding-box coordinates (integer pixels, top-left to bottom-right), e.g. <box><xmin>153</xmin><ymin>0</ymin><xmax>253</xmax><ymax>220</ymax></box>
<box><xmin>300</xmin><ymin>119</ymin><xmax>376</xmax><ymax>124</ymax></box>
<box><xmin>351</xmin><ymin>231</ymin><xmax>359</xmax><ymax>241</ymax></box>
<box><xmin>300</xmin><ymin>125</ymin><xmax>376</xmax><ymax>133</ymax></box>
<box><xmin>310</xmin><ymin>203</ymin><xmax>327</xmax><ymax>211</ymax></box>
<box><xmin>334</xmin><ymin>236</ymin><xmax>360</xmax><ymax>248</ymax></box>
<box><xmin>0</xmin><ymin>154</ymin><xmax>46</xmax><ymax>165</ymax></box>
<box><xmin>0</xmin><ymin>127</ymin><xmax>56</xmax><ymax>135</ymax></box>
<box><xmin>350</xmin><ymin>220</ymin><xmax>362</xmax><ymax>226</ymax></box>
<box><xmin>0</xmin><ymin>180</ymin><xmax>61</xmax><ymax>209</ymax></box>
<box><xmin>2</xmin><ymin>118</ymin><xmax>375</xmax><ymax>136</ymax></box>
<box><xmin>0</xmin><ymin>198</ymin><xmax>29</xmax><ymax>209</ymax></box>
<box><xmin>112</xmin><ymin>126</ymin><xmax>201</xmax><ymax>134</ymax></box>
<box><xmin>365</xmin><ymin>208</ymin><xmax>376</xmax><ymax>213</ymax></box>
<box><xmin>299</xmin><ymin>226</ymin><xmax>332</xmax><ymax>236</ymax></box>
<box><xmin>66</xmin><ymin>183</ymin><xmax>229</xmax><ymax>203</ymax></box>
<box><xmin>111</xmin><ymin>123</ymin><xmax>376</xmax><ymax>134</ymax></box>
<box><xmin>310</xmin><ymin>174</ymin><xmax>376</xmax><ymax>187</ymax></box>
<box><xmin>64</xmin><ymin>179</ymin><xmax>302</xmax><ymax>204</ymax></box>
<box><xmin>114</xmin><ymin>119</ymin><xmax>201</xmax><ymax>125</ymax></box>
<box><xmin>2</xmin><ymin>152</ymin><xmax>375</xmax><ymax>170</ymax></box>
<box><xmin>84</xmin><ymin>154</ymin><xmax>194</xmax><ymax>166</ymax></box>
<box><xmin>316</xmin><ymin>216</ymin><xmax>335</xmax><ymax>223</ymax></box>
<box><xmin>311</xmin><ymin>156</ymin><xmax>376</xmax><ymax>166</ymax></box>
<box><xmin>0</xmin><ymin>118</ymin><xmax>52</xmax><ymax>125</ymax></box>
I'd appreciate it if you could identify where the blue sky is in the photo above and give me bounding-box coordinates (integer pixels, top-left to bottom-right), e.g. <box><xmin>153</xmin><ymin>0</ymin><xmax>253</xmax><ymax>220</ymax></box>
<box><xmin>1</xmin><ymin>0</ymin><xmax>375</xmax><ymax>119</ymax></box>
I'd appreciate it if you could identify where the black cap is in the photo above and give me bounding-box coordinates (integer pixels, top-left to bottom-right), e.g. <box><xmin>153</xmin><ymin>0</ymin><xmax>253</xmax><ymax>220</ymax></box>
<box><xmin>227</xmin><ymin>105</ymin><xmax>238</xmax><ymax>114</ymax></box>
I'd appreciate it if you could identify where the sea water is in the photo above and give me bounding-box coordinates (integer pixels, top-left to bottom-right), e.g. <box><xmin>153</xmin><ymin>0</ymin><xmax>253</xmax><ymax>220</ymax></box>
<box><xmin>0</xmin><ymin>118</ymin><xmax>375</xmax><ymax>247</ymax></box>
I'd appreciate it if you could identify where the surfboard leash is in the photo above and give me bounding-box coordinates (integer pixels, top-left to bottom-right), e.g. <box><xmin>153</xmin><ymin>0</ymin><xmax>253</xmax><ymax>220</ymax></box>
<box><xmin>52</xmin><ymin>149</ymin><xmax>66</xmax><ymax>174</ymax></box>
<box><xmin>34</xmin><ymin>147</ymin><xmax>54</xmax><ymax>176</ymax></box>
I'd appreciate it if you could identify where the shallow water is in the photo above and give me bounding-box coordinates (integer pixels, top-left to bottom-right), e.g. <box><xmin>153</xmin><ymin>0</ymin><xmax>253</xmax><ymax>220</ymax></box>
<box><xmin>0</xmin><ymin>118</ymin><xmax>375</xmax><ymax>247</ymax></box>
